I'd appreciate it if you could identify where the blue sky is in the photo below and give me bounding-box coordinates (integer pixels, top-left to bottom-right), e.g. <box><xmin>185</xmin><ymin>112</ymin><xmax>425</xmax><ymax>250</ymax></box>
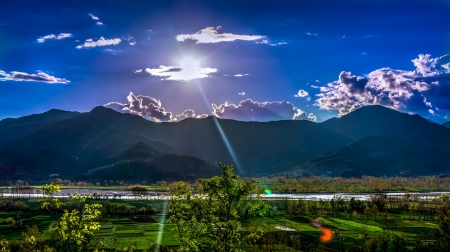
<box><xmin>1</xmin><ymin>0</ymin><xmax>450</xmax><ymax>122</ymax></box>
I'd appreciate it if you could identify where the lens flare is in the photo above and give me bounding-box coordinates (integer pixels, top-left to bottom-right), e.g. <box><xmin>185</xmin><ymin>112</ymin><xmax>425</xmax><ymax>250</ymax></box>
<box><xmin>264</xmin><ymin>189</ymin><xmax>272</xmax><ymax>195</ymax></box>
<box><xmin>320</xmin><ymin>228</ymin><xmax>333</xmax><ymax>242</ymax></box>
<box><xmin>312</xmin><ymin>220</ymin><xmax>334</xmax><ymax>243</ymax></box>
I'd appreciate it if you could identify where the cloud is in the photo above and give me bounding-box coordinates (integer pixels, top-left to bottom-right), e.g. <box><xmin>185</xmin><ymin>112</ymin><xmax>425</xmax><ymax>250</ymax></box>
<box><xmin>306</xmin><ymin>32</ymin><xmax>318</xmax><ymax>36</ymax></box>
<box><xmin>105</xmin><ymin>93</ymin><xmax>207</xmax><ymax>122</ymax></box>
<box><xmin>134</xmin><ymin>69</ymin><xmax>142</xmax><ymax>73</ymax></box>
<box><xmin>145</xmin><ymin>65</ymin><xmax>217</xmax><ymax>81</ymax></box>
<box><xmin>238</xmin><ymin>92</ymin><xmax>246</xmax><ymax>96</ymax></box>
<box><xmin>104</xmin><ymin>92</ymin><xmax>173</xmax><ymax>122</ymax></box>
<box><xmin>256</xmin><ymin>39</ymin><xmax>287</xmax><ymax>46</ymax></box>
<box><xmin>295</xmin><ymin>90</ymin><xmax>309</xmax><ymax>97</ymax></box>
<box><xmin>315</xmin><ymin>54</ymin><xmax>450</xmax><ymax>118</ymax></box>
<box><xmin>0</xmin><ymin>70</ymin><xmax>69</xmax><ymax>84</ymax></box>
<box><xmin>88</xmin><ymin>13</ymin><xmax>99</xmax><ymax>20</ymax></box>
<box><xmin>106</xmin><ymin>93</ymin><xmax>317</xmax><ymax>123</ymax></box>
<box><xmin>37</xmin><ymin>33</ymin><xmax>72</xmax><ymax>43</ymax></box>
<box><xmin>173</xmin><ymin>109</ymin><xmax>208</xmax><ymax>121</ymax></box>
<box><xmin>176</xmin><ymin>27</ymin><xmax>265</xmax><ymax>44</ymax></box>
<box><xmin>212</xmin><ymin>99</ymin><xmax>316</xmax><ymax>122</ymax></box>
<box><xmin>76</xmin><ymin>37</ymin><xmax>121</xmax><ymax>49</ymax></box>
<box><xmin>96</xmin><ymin>22</ymin><xmax>104</xmax><ymax>26</ymax></box>
<box><xmin>130</xmin><ymin>42</ymin><xmax>136</xmax><ymax>46</ymax></box>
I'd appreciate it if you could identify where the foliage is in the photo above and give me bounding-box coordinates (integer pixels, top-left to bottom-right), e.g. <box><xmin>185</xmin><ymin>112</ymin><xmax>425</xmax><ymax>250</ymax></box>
<box><xmin>0</xmin><ymin>239</ymin><xmax>9</xmax><ymax>252</ymax></box>
<box><xmin>5</xmin><ymin>217</ymin><xmax>15</xmax><ymax>228</ymax></box>
<box><xmin>168</xmin><ymin>162</ymin><xmax>270</xmax><ymax>251</ymax></box>
<box><xmin>48</xmin><ymin>193</ymin><xmax>103</xmax><ymax>251</ymax></box>
<box><xmin>41</xmin><ymin>183</ymin><xmax>65</xmax><ymax>212</ymax></box>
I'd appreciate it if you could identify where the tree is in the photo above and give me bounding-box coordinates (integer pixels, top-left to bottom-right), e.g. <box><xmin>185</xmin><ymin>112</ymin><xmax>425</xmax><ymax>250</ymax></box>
<box><xmin>410</xmin><ymin>202</ymin><xmax>420</xmax><ymax>220</ymax></box>
<box><xmin>48</xmin><ymin>193</ymin><xmax>102</xmax><ymax>251</ymax></box>
<box><xmin>168</xmin><ymin>162</ymin><xmax>270</xmax><ymax>251</ymax></box>
<box><xmin>371</xmin><ymin>205</ymin><xmax>379</xmax><ymax>219</ymax></box>
<box><xmin>364</xmin><ymin>205</ymin><xmax>371</xmax><ymax>219</ymax></box>
<box><xmin>5</xmin><ymin>217</ymin><xmax>15</xmax><ymax>229</ymax></box>
<box><xmin>0</xmin><ymin>239</ymin><xmax>10</xmax><ymax>252</ymax></box>
<box><xmin>41</xmin><ymin>182</ymin><xmax>65</xmax><ymax>213</ymax></box>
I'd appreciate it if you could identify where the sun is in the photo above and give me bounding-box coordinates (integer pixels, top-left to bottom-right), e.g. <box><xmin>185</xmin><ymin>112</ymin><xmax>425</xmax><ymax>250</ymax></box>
<box><xmin>179</xmin><ymin>57</ymin><xmax>201</xmax><ymax>70</ymax></box>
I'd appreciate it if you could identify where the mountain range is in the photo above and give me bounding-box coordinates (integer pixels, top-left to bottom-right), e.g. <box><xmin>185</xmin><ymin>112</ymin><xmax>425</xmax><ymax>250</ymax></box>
<box><xmin>1</xmin><ymin>105</ymin><xmax>450</xmax><ymax>182</ymax></box>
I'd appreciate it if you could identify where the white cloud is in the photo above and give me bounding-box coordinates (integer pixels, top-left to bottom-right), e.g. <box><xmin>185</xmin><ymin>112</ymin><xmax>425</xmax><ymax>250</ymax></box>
<box><xmin>145</xmin><ymin>65</ymin><xmax>217</xmax><ymax>81</ymax></box>
<box><xmin>315</xmin><ymin>54</ymin><xmax>450</xmax><ymax>117</ymax></box>
<box><xmin>105</xmin><ymin>92</ymin><xmax>207</xmax><ymax>122</ymax></box>
<box><xmin>37</xmin><ymin>33</ymin><xmax>72</xmax><ymax>43</ymax></box>
<box><xmin>96</xmin><ymin>22</ymin><xmax>104</xmax><ymax>26</ymax></box>
<box><xmin>238</xmin><ymin>92</ymin><xmax>246</xmax><ymax>96</ymax></box>
<box><xmin>130</xmin><ymin>42</ymin><xmax>136</xmax><ymax>46</ymax></box>
<box><xmin>173</xmin><ymin>109</ymin><xmax>208</xmax><ymax>121</ymax></box>
<box><xmin>295</xmin><ymin>90</ymin><xmax>309</xmax><ymax>97</ymax></box>
<box><xmin>315</xmin><ymin>80</ymin><xmax>320</xmax><ymax>83</ymax></box>
<box><xmin>76</xmin><ymin>37</ymin><xmax>121</xmax><ymax>49</ymax></box>
<box><xmin>212</xmin><ymin>99</ymin><xmax>316</xmax><ymax>122</ymax></box>
<box><xmin>176</xmin><ymin>27</ymin><xmax>265</xmax><ymax>44</ymax></box>
<box><xmin>307</xmin><ymin>32</ymin><xmax>318</xmax><ymax>36</ymax></box>
<box><xmin>134</xmin><ymin>69</ymin><xmax>143</xmax><ymax>73</ymax></box>
<box><xmin>104</xmin><ymin>92</ymin><xmax>172</xmax><ymax>122</ymax></box>
<box><xmin>88</xmin><ymin>13</ymin><xmax>99</xmax><ymax>20</ymax></box>
<box><xmin>234</xmin><ymin>74</ymin><xmax>243</xmax><ymax>77</ymax></box>
<box><xmin>256</xmin><ymin>39</ymin><xmax>287</xmax><ymax>46</ymax></box>
<box><xmin>0</xmin><ymin>70</ymin><xmax>69</xmax><ymax>84</ymax></box>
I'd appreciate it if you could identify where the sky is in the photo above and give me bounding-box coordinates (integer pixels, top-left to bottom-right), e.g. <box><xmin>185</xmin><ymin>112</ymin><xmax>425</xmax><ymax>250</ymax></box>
<box><xmin>1</xmin><ymin>0</ymin><xmax>450</xmax><ymax>123</ymax></box>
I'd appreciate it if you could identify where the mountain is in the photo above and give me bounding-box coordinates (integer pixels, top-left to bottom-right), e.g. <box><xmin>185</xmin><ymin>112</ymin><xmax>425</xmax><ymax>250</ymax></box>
<box><xmin>443</xmin><ymin>121</ymin><xmax>450</xmax><ymax>129</ymax></box>
<box><xmin>1</xmin><ymin>104</ymin><xmax>450</xmax><ymax>180</ymax></box>
<box><xmin>82</xmin><ymin>142</ymin><xmax>220</xmax><ymax>182</ymax></box>
<box><xmin>0</xmin><ymin>109</ymin><xmax>80</xmax><ymax>145</ymax></box>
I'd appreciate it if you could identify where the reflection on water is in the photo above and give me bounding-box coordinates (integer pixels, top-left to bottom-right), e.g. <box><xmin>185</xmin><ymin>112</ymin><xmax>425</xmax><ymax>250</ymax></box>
<box><xmin>1</xmin><ymin>189</ymin><xmax>450</xmax><ymax>201</ymax></box>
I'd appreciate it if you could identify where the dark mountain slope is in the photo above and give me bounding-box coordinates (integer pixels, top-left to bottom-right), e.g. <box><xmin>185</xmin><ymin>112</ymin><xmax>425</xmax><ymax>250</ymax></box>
<box><xmin>82</xmin><ymin>142</ymin><xmax>220</xmax><ymax>182</ymax></box>
<box><xmin>305</xmin><ymin>136</ymin><xmax>450</xmax><ymax>177</ymax></box>
<box><xmin>0</xmin><ymin>109</ymin><xmax>80</xmax><ymax>145</ymax></box>
<box><xmin>148</xmin><ymin>116</ymin><xmax>353</xmax><ymax>174</ymax></box>
<box><xmin>443</xmin><ymin>121</ymin><xmax>450</xmax><ymax>129</ymax></box>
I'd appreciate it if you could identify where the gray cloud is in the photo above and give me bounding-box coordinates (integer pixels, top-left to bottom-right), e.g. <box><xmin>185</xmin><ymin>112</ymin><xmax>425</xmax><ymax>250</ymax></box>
<box><xmin>176</xmin><ymin>27</ymin><xmax>264</xmax><ymax>44</ymax></box>
<box><xmin>0</xmin><ymin>70</ymin><xmax>69</xmax><ymax>84</ymax></box>
<box><xmin>212</xmin><ymin>99</ymin><xmax>316</xmax><ymax>122</ymax></box>
<box><xmin>315</xmin><ymin>54</ymin><xmax>450</xmax><ymax>118</ymax></box>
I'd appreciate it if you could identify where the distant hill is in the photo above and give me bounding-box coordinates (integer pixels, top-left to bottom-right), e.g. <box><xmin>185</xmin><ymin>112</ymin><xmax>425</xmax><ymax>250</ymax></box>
<box><xmin>1</xmin><ymin>105</ymin><xmax>450</xmax><ymax>180</ymax></box>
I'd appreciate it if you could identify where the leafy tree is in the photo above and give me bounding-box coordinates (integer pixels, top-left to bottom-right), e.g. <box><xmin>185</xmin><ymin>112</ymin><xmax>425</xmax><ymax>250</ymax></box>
<box><xmin>371</xmin><ymin>205</ymin><xmax>379</xmax><ymax>219</ymax></box>
<box><xmin>48</xmin><ymin>193</ymin><xmax>102</xmax><ymax>251</ymax></box>
<box><xmin>5</xmin><ymin>217</ymin><xmax>15</xmax><ymax>228</ymax></box>
<box><xmin>0</xmin><ymin>239</ymin><xmax>10</xmax><ymax>252</ymax></box>
<box><xmin>41</xmin><ymin>183</ymin><xmax>65</xmax><ymax>212</ymax></box>
<box><xmin>168</xmin><ymin>162</ymin><xmax>270</xmax><ymax>252</ymax></box>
